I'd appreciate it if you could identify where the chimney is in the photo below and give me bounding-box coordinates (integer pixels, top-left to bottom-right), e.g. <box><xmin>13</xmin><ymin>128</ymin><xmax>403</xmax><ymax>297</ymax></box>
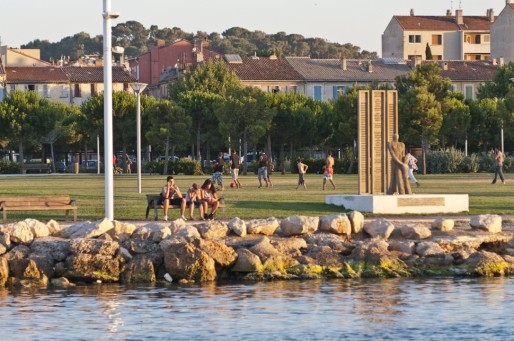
<box><xmin>410</xmin><ymin>9</ymin><xmax>414</xmax><ymax>16</ymax></box>
<box><xmin>499</xmin><ymin>56</ymin><xmax>505</xmax><ymax>67</ymax></box>
<box><xmin>455</xmin><ymin>9</ymin><xmax>463</xmax><ymax>25</ymax></box>
<box><xmin>487</xmin><ymin>9</ymin><xmax>495</xmax><ymax>22</ymax></box>
<box><xmin>341</xmin><ymin>58</ymin><xmax>347</xmax><ymax>70</ymax></box>
<box><xmin>492</xmin><ymin>58</ymin><xmax>497</xmax><ymax>65</ymax></box>
<box><xmin>368</xmin><ymin>61</ymin><xmax>373</xmax><ymax>73</ymax></box>
<box><xmin>156</xmin><ymin>39</ymin><xmax>165</xmax><ymax>47</ymax></box>
<box><xmin>443</xmin><ymin>62</ymin><xmax>448</xmax><ymax>71</ymax></box>
<box><xmin>446</xmin><ymin>9</ymin><xmax>452</xmax><ymax>16</ymax></box>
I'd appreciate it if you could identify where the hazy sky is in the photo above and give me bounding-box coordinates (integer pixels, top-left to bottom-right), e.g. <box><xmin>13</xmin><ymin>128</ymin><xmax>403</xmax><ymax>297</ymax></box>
<box><xmin>0</xmin><ymin>0</ymin><xmax>508</xmax><ymax>56</ymax></box>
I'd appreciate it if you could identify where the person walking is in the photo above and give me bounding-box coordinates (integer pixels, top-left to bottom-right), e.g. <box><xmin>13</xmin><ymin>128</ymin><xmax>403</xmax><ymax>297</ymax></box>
<box><xmin>257</xmin><ymin>150</ymin><xmax>270</xmax><ymax>188</ymax></box>
<box><xmin>492</xmin><ymin>147</ymin><xmax>506</xmax><ymax>185</ymax></box>
<box><xmin>406</xmin><ymin>151</ymin><xmax>420</xmax><ymax>188</ymax></box>
<box><xmin>229</xmin><ymin>150</ymin><xmax>242</xmax><ymax>189</ymax></box>
<box><xmin>212</xmin><ymin>152</ymin><xmax>225</xmax><ymax>190</ymax></box>
<box><xmin>296</xmin><ymin>158</ymin><xmax>308</xmax><ymax>190</ymax></box>
<box><xmin>322</xmin><ymin>151</ymin><xmax>336</xmax><ymax>190</ymax></box>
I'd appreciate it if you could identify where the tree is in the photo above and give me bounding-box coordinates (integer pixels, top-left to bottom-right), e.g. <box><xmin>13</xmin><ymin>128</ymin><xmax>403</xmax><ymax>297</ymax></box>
<box><xmin>0</xmin><ymin>90</ymin><xmax>59</xmax><ymax>169</ymax></box>
<box><xmin>425</xmin><ymin>43</ymin><xmax>433</xmax><ymax>60</ymax></box>
<box><xmin>169</xmin><ymin>60</ymin><xmax>242</xmax><ymax>162</ymax></box>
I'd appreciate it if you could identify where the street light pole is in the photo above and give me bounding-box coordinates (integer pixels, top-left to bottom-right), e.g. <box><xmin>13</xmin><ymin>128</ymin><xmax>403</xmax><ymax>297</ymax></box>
<box><xmin>130</xmin><ymin>82</ymin><xmax>147</xmax><ymax>193</ymax></box>
<box><xmin>102</xmin><ymin>0</ymin><xmax>119</xmax><ymax>220</ymax></box>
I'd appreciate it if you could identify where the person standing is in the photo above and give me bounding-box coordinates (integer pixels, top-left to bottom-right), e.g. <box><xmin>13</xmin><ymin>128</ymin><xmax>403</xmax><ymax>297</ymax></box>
<box><xmin>257</xmin><ymin>150</ymin><xmax>270</xmax><ymax>188</ymax></box>
<box><xmin>159</xmin><ymin>176</ymin><xmax>186</xmax><ymax>221</ymax></box>
<box><xmin>406</xmin><ymin>151</ymin><xmax>420</xmax><ymax>188</ymax></box>
<box><xmin>229</xmin><ymin>150</ymin><xmax>242</xmax><ymax>189</ymax></box>
<box><xmin>125</xmin><ymin>153</ymin><xmax>133</xmax><ymax>174</ymax></box>
<box><xmin>266</xmin><ymin>156</ymin><xmax>274</xmax><ymax>187</ymax></box>
<box><xmin>322</xmin><ymin>151</ymin><xmax>336</xmax><ymax>190</ymax></box>
<box><xmin>296</xmin><ymin>158</ymin><xmax>308</xmax><ymax>190</ymax></box>
<box><xmin>212</xmin><ymin>152</ymin><xmax>224</xmax><ymax>190</ymax></box>
<box><xmin>492</xmin><ymin>147</ymin><xmax>506</xmax><ymax>185</ymax></box>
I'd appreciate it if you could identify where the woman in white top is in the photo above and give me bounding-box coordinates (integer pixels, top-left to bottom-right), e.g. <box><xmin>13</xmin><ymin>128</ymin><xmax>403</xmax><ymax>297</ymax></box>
<box><xmin>200</xmin><ymin>179</ymin><xmax>219</xmax><ymax>220</ymax></box>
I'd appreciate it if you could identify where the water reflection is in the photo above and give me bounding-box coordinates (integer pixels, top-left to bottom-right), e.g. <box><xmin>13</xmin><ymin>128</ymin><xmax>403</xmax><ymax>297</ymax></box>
<box><xmin>1</xmin><ymin>278</ymin><xmax>513</xmax><ymax>340</ymax></box>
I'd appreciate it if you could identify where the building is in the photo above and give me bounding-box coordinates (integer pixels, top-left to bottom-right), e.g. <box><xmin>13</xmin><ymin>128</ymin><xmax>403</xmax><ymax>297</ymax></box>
<box><xmin>491</xmin><ymin>0</ymin><xmax>514</xmax><ymax>62</ymax></box>
<box><xmin>128</xmin><ymin>39</ymin><xmax>222</xmax><ymax>98</ymax></box>
<box><xmin>382</xmin><ymin>8</ymin><xmax>495</xmax><ymax>61</ymax></box>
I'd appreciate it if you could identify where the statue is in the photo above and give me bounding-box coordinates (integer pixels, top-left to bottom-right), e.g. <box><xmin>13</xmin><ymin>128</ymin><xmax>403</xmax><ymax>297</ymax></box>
<box><xmin>386</xmin><ymin>134</ymin><xmax>412</xmax><ymax>195</ymax></box>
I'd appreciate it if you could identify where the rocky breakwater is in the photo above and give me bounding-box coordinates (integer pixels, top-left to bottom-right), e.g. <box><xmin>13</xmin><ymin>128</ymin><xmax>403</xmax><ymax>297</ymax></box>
<box><xmin>0</xmin><ymin>213</ymin><xmax>514</xmax><ymax>288</ymax></box>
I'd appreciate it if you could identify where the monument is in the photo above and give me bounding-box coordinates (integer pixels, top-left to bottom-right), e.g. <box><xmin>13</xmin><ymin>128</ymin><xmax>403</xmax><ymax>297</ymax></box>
<box><xmin>325</xmin><ymin>90</ymin><xmax>468</xmax><ymax>214</ymax></box>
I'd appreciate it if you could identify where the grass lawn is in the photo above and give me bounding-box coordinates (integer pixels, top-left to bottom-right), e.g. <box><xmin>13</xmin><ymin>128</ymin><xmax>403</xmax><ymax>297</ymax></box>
<box><xmin>0</xmin><ymin>171</ymin><xmax>512</xmax><ymax>222</ymax></box>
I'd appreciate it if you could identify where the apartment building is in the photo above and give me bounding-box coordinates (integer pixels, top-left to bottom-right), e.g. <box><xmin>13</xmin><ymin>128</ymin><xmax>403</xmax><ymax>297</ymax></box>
<box><xmin>382</xmin><ymin>8</ymin><xmax>495</xmax><ymax>61</ymax></box>
<box><xmin>491</xmin><ymin>0</ymin><xmax>514</xmax><ymax>62</ymax></box>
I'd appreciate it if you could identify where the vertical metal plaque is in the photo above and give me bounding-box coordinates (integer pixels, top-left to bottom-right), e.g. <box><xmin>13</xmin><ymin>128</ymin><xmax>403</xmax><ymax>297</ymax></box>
<box><xmin>358</xmin><ymin>90</ymin><xmax>398</xmax><ymax>194</ymax></box>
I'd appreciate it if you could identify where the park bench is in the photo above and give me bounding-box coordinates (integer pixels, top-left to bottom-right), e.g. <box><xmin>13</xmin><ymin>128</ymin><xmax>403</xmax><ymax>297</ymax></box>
<box><xmin>145</xmin><ymin>194</ymin><xmax>225</xmax><ymax>221</ymax></box>
<box><xmin>22</xmin><ymin>163</ymin><xmax>51</xmax><ymax>174</ymax></box>
<box><xmin>0</xmin><ymin>195</ymin><xmax>78</xmax><ymax>222</ymax></box>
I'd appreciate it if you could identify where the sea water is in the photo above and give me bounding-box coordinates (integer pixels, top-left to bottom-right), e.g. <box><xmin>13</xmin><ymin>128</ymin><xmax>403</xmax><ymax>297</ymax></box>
<box><xmin>2</xmin><ymin>277</ymin><xmax>514</xmax><ymax>340</ymax></box>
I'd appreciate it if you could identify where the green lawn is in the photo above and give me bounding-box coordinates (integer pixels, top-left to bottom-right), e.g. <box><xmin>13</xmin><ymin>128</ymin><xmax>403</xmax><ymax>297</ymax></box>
<box><xmin>0</xmin><ymin>171</ymin><xmax>511</xmax><ymax>222</ymax></box>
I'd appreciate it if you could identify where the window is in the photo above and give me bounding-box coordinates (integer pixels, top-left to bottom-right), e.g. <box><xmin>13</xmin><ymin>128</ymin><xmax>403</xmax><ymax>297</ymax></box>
<box><xmin>431</xmin><ymin>35</ymin><xmax>442</xmax><ymax>45</ymax></box>
<box><xmin>286</xmin><ymin>85</ymin><xmax>297</xmax><ymax>93</ymax></box>
<box><xmin>43</xmin><ymin>84</ymin><xmax>50</xmax><ymax>98</ymax></box>
<box><xmin>313</xmin><ymin>85</ymin><xmax>322</xmax><ymax>101</ymax></box>
<box><xmin>27</xmin><ymin>84</ymin><xmax>37</xmax><ymax>92</ymax></box>
<box><xmin>9</xmin><ymin>84</ymin><xmax>15</xmax><ymax>92</ymax></box>
<box><xmin>90</xmin><ymin>83</ymin><xmax>97</xmax><ymax>96</ymax></box>
<box><xmin>60</xmin><ymin>85</ymin><xmax>69</xmax><ymax>98</ymax></box>
<box><xmin>74</xmin><ymin>84</ymin><xmax>81</xmax><ymax>97</ymax></box>
<box><xmin>268</xmin><ymin>85</ymin><xmax>280</xmax><ymax>93</ymax></box>
<box><xmin>333</xmin><ymin>85</ymin><xmax>347</xmax><ymax>98</ymax></box>
<box><xmin>432</xmin><ymin>55</ymin><xmax>442</xmax><ymax>60</ymax></box>
<box><xmin>483</xmin><ymin>35</ymin><xmax>490</xmax><ymax>43</ymax></box>
<box><xmin>408</xmin><ymin>35</ymin><xmax>421</xmax><ymax>43</ymax></box>
<box><xmin>450</xmin><ymin>84</ymin><xmax>457</xmax><ymax>92</ymax></box>
<box><xmin>464</xmin><ymin>85</ymin><xmax>474</xmax><ymax>100</ymax></box>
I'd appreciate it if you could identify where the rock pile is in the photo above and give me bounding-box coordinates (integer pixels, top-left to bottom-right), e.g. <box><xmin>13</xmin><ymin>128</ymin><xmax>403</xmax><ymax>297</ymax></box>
<box><xmin>1</xmin><ymin>212</ymin><xmax>513</xmax><ymax>288</ymax></box>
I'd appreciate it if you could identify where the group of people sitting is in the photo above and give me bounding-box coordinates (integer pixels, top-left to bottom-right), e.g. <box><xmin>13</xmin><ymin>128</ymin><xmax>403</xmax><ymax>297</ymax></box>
<box><xmin>159</xmin><ymin>176</ymin><xmax>220</xmax><ymax>221</ymax></box>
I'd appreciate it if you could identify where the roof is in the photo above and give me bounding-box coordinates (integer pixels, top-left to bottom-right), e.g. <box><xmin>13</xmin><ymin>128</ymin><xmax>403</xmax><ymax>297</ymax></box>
<box><xmin>286</xmin><ymin>57</ymin><xmax>412</xmax><ymax>82</ymax></box>
<box><xmin>394</xmin><ymin>15</ymin><xmax>495</xmax><ymax>31</ymax></box>
<box><xmin>426</xmin><ymin>60</ymin><xmax>499</xmax><ymax>81</ymax></box>
<box><xmin>227</xmin><ymin>57</ymin><xmax>303</xmax><ymax>81</ymax></box>
<box><xmin>62</xmin><ymin>66</ymin><xmax>136</xmax><ymax>83</ymax></box>
<box><xmin>5</xmin><ymin>66</ymin><xmax>68</xmax><ymax>83</ymax></box>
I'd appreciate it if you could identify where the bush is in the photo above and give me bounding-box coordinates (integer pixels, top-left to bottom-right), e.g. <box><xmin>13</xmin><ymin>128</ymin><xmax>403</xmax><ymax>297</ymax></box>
<box><xmin>0</xmin><ymin>160</ymin><xmax>20</xmax><ymax>174</ymax></box>
<box><xmin>146</xmin><ymin>158</ymin><xmax>203</xmax><ymax>175</ymax></box>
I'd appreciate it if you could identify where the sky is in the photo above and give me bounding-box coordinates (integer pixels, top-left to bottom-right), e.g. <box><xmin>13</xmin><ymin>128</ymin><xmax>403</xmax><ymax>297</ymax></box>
<box><xmin>0</xmin><ymin>0</ymin><xmax>508</xmax><ymax>56</ymax></box>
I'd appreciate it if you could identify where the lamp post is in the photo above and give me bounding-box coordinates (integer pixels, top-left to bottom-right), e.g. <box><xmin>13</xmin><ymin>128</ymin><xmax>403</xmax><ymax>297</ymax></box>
<box><xmin>102</xmin><ymin>0</ymin><xmax>119</xmax><ymax>220</ymax></box>
<box><xmin>130</xmin><ymin>82</ymin><xmax>147</xmax><ymax>193</ymax></box>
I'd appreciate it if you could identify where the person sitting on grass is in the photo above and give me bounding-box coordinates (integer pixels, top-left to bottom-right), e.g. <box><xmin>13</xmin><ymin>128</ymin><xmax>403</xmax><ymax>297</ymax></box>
<box><xmin>200</xmin><ymin>179</ymin><xmax>220</xmax><ymax>220</ymax></box>
<box><xmin>185</xmin><ymin>183</ymin><xmax>205</xmax><ymax>220</ymax></box>
<box><xmin>159</xmin><ymin>176</ymin><xmax>186</xmax><ymax>221</ymax></box>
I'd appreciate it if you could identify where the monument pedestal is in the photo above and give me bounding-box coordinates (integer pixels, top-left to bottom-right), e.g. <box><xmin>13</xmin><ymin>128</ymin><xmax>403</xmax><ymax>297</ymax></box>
<box><xmin>325</xmin><ymin>194</ymin><xmax>469</xmax><ymax>214</ymax></box>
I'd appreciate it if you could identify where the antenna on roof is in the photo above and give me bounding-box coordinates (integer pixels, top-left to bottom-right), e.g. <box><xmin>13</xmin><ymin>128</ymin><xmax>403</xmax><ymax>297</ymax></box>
<box><xmin>450</xmin><ymin>0</ymin><xmax>453</xmax><ymax>12</ymax></box>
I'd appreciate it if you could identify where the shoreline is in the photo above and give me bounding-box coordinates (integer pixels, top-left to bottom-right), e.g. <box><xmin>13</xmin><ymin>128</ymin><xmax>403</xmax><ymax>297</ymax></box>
<box><xmin>1</xmin><ymin>212</ymin><xmax>514</xmax><ymax>289</ymax></box>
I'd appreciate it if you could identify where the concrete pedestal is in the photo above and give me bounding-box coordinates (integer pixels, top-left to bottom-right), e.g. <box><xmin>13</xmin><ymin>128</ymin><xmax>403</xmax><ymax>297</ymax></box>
<box><xmin>325</xmin><ymin>194</ymin><xmax>469</xmax><ymax>214</ymax></box>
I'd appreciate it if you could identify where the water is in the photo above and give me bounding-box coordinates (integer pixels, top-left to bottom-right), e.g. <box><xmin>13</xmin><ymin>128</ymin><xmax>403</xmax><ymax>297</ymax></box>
<box><xmin>2</xmin><ymin>277</ymin><xmax>514</xmax><ymax>340</ymax></box>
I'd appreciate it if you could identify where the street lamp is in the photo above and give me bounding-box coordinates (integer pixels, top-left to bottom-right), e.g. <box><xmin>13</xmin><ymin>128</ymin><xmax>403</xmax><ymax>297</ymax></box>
<box><xmin>130</xmin><ymin>82</ymin><xmax>147</xmax><ymax>193</ymax></box>
<box><xmin>102</xmin><ymin>0</ymin><xmax>120</xmax><ymax>220</ymax></box>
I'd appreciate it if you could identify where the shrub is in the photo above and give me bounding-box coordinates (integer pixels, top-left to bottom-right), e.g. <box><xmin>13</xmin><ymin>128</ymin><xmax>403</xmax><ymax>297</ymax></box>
<box><xmin>0</xmin><ymin>160</ymin><xmax>20</xmax><ymax>174</ymax></box>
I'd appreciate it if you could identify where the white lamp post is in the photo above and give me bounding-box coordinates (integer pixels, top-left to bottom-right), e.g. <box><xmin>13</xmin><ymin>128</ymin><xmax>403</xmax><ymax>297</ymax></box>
<box><xmin>102</xmin><ymin>0</ymin><xmax>119</xmax><ymax>220</ymax></box>
<box><xmin>130</xmin><ymin>82</ymin><xmax>147</xmax><ymax>193</ymax></box>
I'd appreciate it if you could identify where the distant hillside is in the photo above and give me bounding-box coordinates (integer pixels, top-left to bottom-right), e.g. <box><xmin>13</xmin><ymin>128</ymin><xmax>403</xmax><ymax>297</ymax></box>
<box><xmin>21</xmin><ymin>20</ymin><xmax>378</xmax><ymax>62</ymax></box>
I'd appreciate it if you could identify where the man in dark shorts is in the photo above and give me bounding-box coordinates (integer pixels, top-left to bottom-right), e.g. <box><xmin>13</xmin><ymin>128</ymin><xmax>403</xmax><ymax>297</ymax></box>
<box><xmin>160</xmin><ymin>176</ymin><xmax>186</xmax><ymax>221</ymax></box>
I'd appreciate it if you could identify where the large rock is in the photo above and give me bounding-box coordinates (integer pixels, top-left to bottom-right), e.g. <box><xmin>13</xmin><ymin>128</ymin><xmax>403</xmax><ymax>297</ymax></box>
<box><xmin>60</xmin><ymin>218</ymin><xmax>114</xmax><ymax>239</ymax></box>
<box><xmin>64</xmin><ymin>253</ymin><xmax>120</xmax><ymax>282</ymax></box>
<box><xmin>0</xmin><ymin>257</ymin><xmax>7</xmax><ymax>287</ymax></box>
<box><xmin>348</xmin><ymin>211</ymin><xmax>365</xmax><ymax>234</ymax></box>
<box><xmin>247</xmin><ymin>218</ymin><xmax>279</xmax><ymax>236</ymax></box>
<box><xmin>363</xmin><ymin>219</ymin><xmax>395</xmax><ymax>239</ymax></box>
<box><xmin>196</xmin><ymin>239</ymin><xmax>237</xmax><ymax>267</ymax></box>
<box><xmin>5</xmin><ymin>221</ymin><xmax>34</xmax><ymax>245</ymax></box>
<box><xmin>231</xmin><ymin>248</ymin><xmax>262</xmax><ymax>272</ymax></box>
<box><xmin>470</xmin><ymin>215</ymin><xmax>502</xmax><ymax>233</ymax></box>
<box><xmin>196</xmin><ymin>221</ymin><xmax>230</xmax><ymax>239</ymax></box>
<box><xmin>228</xmin><ymin>217</ymin><xmax>247</xmax><ymax>237</ymax></box>
<box><xmin>431</xmin><ymin>218</ymin><xmax>454</xmax><ymax>232</ymax></box>
<box><xmin>160</xmin><ymin>239</ymin><xmax>217</xmax><ymax>281</ymax></box>
<box><xmin>319</xmin><ymin>214</ymin><xmax>351</xmax><ymax>236</ymax></box>
<box><xmin>400</xmin><ymin>224</ymin><xmax>432</xmax><ymax>239</ymax></box>
<box><xmin>120</xmin><ymin>255</ymin><xmax>156</xmax><ymax>283</ymax></box>
<box><xmin>280</xmin><ymin>215</ymin><xmax>319</xmax><ymax>236</ymax></box>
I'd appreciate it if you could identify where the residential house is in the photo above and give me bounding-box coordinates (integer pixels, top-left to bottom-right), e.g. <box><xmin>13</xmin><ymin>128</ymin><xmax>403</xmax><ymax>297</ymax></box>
<box><xmin>382</xmin><ymin>8</ymin><xmax>495</xmax><ymax>61</ymax></box>
<box><xmin>128</xmin><ymin>39</ymin><xmax>222</xmax><ymax>98</ymax></box>
<box><xmin>0</xmin><ymin>61</ymin><xmax>6</xmax><ymax>100</ymax></box>
<box><xmin>433</xmin><ymin>59</ymin><xmax>501</xmax><ymax>100</ymax></box>
<box><xmin>491</xmin><ymin>0</ymin><xmax>514</xmax><ymax>62</ymax></box>
<box><xmin>225</xmin><ymin>54</ymin><xmax>304</xmax><ymax>94</ymax></box>
<box><xmin>0</xmin><ymin>46</ymin><xmax>49</xmax><ymax>66</ymax></box>
<box><xmin>285</xmin><ymin>57</ymin><xmax>412</xmax><ymax>100</ymax></box>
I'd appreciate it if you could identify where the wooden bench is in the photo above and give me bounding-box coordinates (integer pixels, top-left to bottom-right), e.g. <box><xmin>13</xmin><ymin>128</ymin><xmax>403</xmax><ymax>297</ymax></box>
<box><xmin>0</xmin><ymin>195</ymin><xmax>78</xmax><ymax>222</ymax></box>
<box><xmin>145</xmin><ymin>194</ymin><xmax>225</xmax><ymax>221</ymax></box>
<box><xmin>22</xmin><ymin>163</ymin><xmax>51</xmax><ymax>174</ymax></box>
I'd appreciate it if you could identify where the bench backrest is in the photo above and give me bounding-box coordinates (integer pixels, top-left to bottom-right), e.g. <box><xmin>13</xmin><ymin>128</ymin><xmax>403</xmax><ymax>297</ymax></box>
<box><xmin>0</xmin><ymin>196</ymin><xmax>72</xmax><ymax>207</ymax></box>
